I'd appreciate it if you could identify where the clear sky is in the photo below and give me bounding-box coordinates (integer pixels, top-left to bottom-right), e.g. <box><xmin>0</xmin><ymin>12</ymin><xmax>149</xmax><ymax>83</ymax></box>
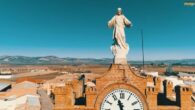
<box><xmin>0</xmin><ymin>0</ymin><xmax>194</xmax><ymax>60</ymax></box>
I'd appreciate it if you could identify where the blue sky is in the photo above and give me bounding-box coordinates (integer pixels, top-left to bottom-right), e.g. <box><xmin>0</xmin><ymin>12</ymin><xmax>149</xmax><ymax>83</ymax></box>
<box><xmin>0</xmin><ymin>0</ymin><xmax>194</xmax><ymax>60</ymax></box>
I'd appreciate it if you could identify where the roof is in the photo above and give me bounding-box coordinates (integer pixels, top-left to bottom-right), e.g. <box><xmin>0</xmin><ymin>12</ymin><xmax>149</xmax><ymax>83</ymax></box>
<box><xmin>145</xmin><ymin>71</ymin><xmax>158</xmax><ymax>77</ymax></box>
<box><xmin>184</xmin><ymin>81</ymin><xmax>195</xmax><ymax>85</ymax></box>
<box><xmin>0</xmin><ymin>94</ymin><xmax>40</xmax><ymax>110</ymax></box>
<box><xmin>178</xmin><ymin>72</ymin><xmax>195</xmax><ymax>77</ymax></box>
<box><xmin>13</xmin><ymin>81</ymin><xmax>38</xmax><ymax>89</ymax></box>
<box><xmin>16</xmin><ymin>77</ymin><xmax>43</xmax><ymax>84</ymax></box>
<box><xmin>27</xmin><ymin>96</ymin><xmax>40</xmax><ymax>106</ymax></box>
<box><xmin>85</xmin><ymin>81</ymin><xmax>95</xmax><ymax>87</ymax></box>
<box><xmin>0</xmin><ymin>82</ymin><xmax>10</xmax><ymax>91</ymax></box>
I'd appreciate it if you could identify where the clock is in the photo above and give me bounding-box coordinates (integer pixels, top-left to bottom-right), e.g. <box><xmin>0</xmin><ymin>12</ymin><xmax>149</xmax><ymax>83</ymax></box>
<box><xmin>100</xmin><ymin>89</ymin><xmax>144</xmax><ymax>110</ymax></box>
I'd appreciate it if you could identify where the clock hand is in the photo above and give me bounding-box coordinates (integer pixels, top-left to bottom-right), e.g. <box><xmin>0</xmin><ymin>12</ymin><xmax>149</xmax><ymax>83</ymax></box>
<box><xmin>117</xmin><ymin>100</ymin><xmax>124</xmax><ymax>110</ymax></box>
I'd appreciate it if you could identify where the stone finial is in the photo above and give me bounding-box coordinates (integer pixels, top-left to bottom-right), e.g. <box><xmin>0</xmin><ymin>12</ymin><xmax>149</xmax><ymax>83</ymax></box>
<box><xmin>154</xmin><ymin>77</ymin><xmax>162</xmax><ymax>92</ymax></box>
<box><xmin>146</xmin><ymin>75</ymin><xmax>153</xmax><ymax>82</ymax></box>
<box><xmin>146</xmin><ymin>87</ymin><xmax>158</xmax><ymax>94</ymax></box>
<box><xmin>146</xmin><ymin>87</ymin><xmax>158</xmax><ymax>110</ymax></box>
<box><xmin>175</xmin><ymin>85</ymin><xmax>192</xmax><ymax>110</ymax></box>
<box><xmin>86</xmin><ymin>86</ymin><xmax>97</xmax><ymax>94</ymax></box>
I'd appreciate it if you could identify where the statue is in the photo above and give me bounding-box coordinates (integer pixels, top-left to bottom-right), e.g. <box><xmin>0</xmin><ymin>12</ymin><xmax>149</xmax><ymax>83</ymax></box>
<box><xmin>108</xmin><ymin>8</ymin><xmax>132</xmax><ymax>64</ymax></box>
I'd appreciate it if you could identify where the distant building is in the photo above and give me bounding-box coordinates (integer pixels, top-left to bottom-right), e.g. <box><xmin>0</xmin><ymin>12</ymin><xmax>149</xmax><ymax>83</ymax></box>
<box><xmin>53</xmin><ymin>64</ymin><xmax>194</xmax><ymax>110</ymax></box>
<box><xmin>0</xmin><ymin>69</ymin><xmax>13</xmax><ymax>79</ymax></box>
<box><xmin>165</xmin><ymin>64</ymin><xmax>173</xmax><ymax>75</ymax></box>
<box><xmin>0</xmin><ymin>82</ymin><xmax>11</xmax><ymax>92</ymax></box>
<box><xmin>0</xmin><ymin>65</ymin><xmax>50</xmax><ymax>74</ymax></box>
<box><xmin>145</xmin><ymin>71</ymin><xmax>158</xmax><ymax>77</ymax></box>
<box><xmin>178</xmin><ymin>72</ymin><xmax>195</xmax><ymax>81</ymax></box>
<box><xmin>184</xmin><ymin>81</ymin><xmax>195</xmax><ymax>93</ymax></box>
<box><xmin>0</xmin><ymin>74</ymin><xmax>13</xmax><ymax>79</ymax></box>
<box><xmin>0</xmin><ymin>95</ymin><xmax>40</xmax><ymax>110</ymax></box>
<box><xmin>131</xmin><ymin>66</ymin><xmax>138</xmax><ymax>71</ymax></box>
<box><xmin>165</xmin><ymin>76</ymin><xmax>184</xmax><ymax>87</ymax></box>
<box><xmin>0</xmin><ymin>81</ymin><xmax>41</xmax><ymax>110</ymax></box>
<box><xmin>0</xmin><ymin>70</ymin><xmax>12</xmax><ymax>74</ymax></box>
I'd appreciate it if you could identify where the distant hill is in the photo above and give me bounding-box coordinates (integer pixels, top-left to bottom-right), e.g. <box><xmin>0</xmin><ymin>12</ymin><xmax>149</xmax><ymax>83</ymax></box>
<box><xmin>0</xmin><ymin>56</ymin><xmax>112</xmax><ymax>65</ymax></box>
<box><xmin>0</xmin><ymin>55</ymin><xmax>195</xmax><ymax>65</ymax></box>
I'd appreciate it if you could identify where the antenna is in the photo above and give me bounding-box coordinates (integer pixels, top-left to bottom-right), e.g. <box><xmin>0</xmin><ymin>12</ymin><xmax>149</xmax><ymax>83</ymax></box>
<box><xmin>141</xmin><ymin>29</ymin><xmax>145</xmax><ymax>71</ymax></box>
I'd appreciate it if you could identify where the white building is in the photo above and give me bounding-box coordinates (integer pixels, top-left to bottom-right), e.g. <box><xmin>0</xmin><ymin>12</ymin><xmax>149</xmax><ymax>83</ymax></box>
<box><xmin>178</xmin><ymin>72</ymin><xmax>195</xmax><ymax>81</ymax></box>
<box><xmin>0</xmin><ymin>81</ymin><xmax>41</xmax><ymax>110</ymax></box>
<box><xmin>0</xmin><ymin>70</ymin><xmax>12</xmax><ymax>79</ymax></box>
<box><xmin>165</xmin><ymin>76</ymin><xmax>184</xmax><ymax>87</ymax></box>
<box><xmin>145</xmin><ymin>71</ymin><xmax>159</xmax><ymax>77</ymax></box>
<box><xmin>0</xmin><ymin>95</ymin><xmax>40</xmax><ymax>110</ymax></box>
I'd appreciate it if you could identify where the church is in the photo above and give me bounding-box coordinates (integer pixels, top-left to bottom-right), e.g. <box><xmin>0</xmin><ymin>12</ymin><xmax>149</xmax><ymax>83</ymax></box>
<box><xmin>53</xmin><ymin>8</ymin><xmax>193</xmax><ymax>110</ymax></box>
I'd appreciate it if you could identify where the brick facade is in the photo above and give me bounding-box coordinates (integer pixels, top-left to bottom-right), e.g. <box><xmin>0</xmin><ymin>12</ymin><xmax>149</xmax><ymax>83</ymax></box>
<box><xmin>53</xmin><ymin>64</ymin><xmax>193</xmax><ymax>110</ymax></box>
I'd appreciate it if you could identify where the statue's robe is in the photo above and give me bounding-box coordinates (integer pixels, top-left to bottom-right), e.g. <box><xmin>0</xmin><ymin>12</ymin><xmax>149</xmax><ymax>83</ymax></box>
<box><xmin>108</xmin><ymin>14</ymin><xmax>131</xmax><ymax>49</ymax></box>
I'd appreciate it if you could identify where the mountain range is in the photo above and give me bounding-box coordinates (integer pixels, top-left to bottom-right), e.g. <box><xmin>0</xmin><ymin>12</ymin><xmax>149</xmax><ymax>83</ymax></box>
<box><xmin>0</xmin><ymin>56</ymin><xmax>195</xmax><ymax>65</ymax></box>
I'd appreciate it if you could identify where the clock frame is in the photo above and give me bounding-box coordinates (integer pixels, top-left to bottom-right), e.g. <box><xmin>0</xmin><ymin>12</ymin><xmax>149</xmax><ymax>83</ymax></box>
<box><xmin>95</xmin><ymin>83</ymin><xmax>149</xmax><ymax>110</ymax></box>
<box><xmin>100</xmin><ymin>88</ymin><xmax>144</xmax><ymax>110</ymax></box>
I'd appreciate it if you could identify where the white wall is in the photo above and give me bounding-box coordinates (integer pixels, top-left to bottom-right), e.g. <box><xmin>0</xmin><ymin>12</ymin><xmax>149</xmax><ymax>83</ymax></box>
<box><xmin>0</xmin><ymin>75</ymin><xmax>12</xmax><ymax>79</ymax></box>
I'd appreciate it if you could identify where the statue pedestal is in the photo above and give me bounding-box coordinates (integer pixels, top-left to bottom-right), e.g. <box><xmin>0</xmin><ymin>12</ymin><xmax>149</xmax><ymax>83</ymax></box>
<box><xmin>111</xmin><ymin>44</ymin><xmax>129</xmax><ymax>64</ymax></box>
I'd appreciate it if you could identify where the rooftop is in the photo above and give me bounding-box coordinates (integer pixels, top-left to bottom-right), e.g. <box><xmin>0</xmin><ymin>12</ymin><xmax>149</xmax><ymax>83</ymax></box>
<box><xmin>0</xmin><ymin>82</ymin><xmax>10</xmax><ymax>91</ymax></box>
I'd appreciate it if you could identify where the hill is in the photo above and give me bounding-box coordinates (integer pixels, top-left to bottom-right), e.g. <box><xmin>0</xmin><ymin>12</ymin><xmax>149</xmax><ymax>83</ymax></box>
<box><xmin>0</xmin><ymin>56</ymin><xmax>195</xmax><ymax>65</ymax></box>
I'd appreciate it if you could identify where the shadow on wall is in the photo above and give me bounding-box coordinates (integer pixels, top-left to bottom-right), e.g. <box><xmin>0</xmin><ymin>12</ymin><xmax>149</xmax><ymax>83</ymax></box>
<box><xmin>75</xmin><ymin>97</ymin><xmax>86</xmax><ymax>105</ymax></box>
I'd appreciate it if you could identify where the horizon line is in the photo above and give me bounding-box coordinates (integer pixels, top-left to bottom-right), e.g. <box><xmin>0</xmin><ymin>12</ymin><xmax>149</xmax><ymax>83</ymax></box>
<box><xmin>0</xmin><ymin>55</ymin><xmax>195</xmax><ymax>62</ymax></box>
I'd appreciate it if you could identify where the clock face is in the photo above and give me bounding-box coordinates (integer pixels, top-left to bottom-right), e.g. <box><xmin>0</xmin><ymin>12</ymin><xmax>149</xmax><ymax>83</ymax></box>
<box><xmin>100</xmin><ymin>89</ymin><xmax>144</xmax><ymax>110</ymax></box>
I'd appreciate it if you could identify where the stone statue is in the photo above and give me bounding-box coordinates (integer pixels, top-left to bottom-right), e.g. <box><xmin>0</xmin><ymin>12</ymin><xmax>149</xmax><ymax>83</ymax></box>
<box><xmin>108</xmin><ymin>8</ymin><xmax>132</xmax><ymax>64</ymax></box>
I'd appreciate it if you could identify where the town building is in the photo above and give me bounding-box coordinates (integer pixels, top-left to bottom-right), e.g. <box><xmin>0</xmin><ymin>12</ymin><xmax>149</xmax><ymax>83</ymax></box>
<box><xmin>53</xmin><ymin>64</ymin><xmax>194</xmax><ymax>110</ymax></box>
<box><xmin>0</xmin><ymin>81</ymin><xmax>41</xmax><ymax>110</ymax></box>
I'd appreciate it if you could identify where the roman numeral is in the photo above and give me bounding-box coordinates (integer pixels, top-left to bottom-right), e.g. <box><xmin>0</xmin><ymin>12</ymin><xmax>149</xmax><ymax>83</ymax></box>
<box><xmin>105</xmin><ymin>100</ymin><xmax>112</xmax><ymax>105</ymax></box>
<box><xmin>132</xmin><ymin>101</ymin><xmax>138</xmax><ymax>106</ymax></box>
<box><xmin>120</xmin><ymin>92</ymin><xmax>125</xmax><ymax>99</ymax></box>
<box><xmin>127</xmin><ymin>93</ymin><xmax>132</xmax><ymax>100</ymax></box>
<box><xmin>112</xmin><ymin>94</ymin><xmax>117</xmax><ymax>101</ymax></box>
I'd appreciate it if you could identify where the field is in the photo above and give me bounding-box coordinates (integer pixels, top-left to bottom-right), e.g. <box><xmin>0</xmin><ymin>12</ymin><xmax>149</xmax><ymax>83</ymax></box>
<box><xmin>1</xmin><ymin>64</ymin><xmax>195</xmax><ymax>82</ymax></box>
